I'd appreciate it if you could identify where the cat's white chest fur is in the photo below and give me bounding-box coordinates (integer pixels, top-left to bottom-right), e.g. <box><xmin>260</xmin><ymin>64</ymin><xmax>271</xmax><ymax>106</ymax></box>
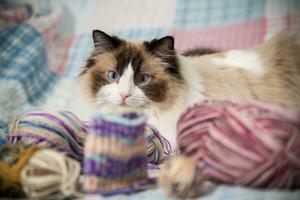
<box><xmin>147</xmin><ymin>96</ymin><xmax>203</xmax><ymax>150</ymax></box>
<box><xmin>147</xmin><ymin>56</ymin><xmax>205</xmax><ymax>149</ymax></box>
<box><xmin>147</xmin><ymin>103</ymin><xmax>191</xmax><ymax>149</ymax></box>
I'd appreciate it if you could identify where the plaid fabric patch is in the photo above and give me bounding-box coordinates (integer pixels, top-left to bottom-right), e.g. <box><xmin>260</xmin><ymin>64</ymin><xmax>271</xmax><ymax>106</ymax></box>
<box><xmin>29</xmin><ymin>9</ymin><xmax>74</xmax><ymax>75</ymax></box>
<box><xmin>173</xmin><ymin>0</ymin><xmax>266</xmax><ymax>28</ymax></box>
<box><xmin>0</xmin><ymin>23</ymin><xmax>57</xmax><ymax>104</ymax></box>
<box><xmin>64</xmin><ymin>34</ymin><xmax>93</xmax><ymax>78</ymax></box>
<box><xmin>111</xmin><ymin>28</ymin><xmax>168</xmax><ymax>40</ymax></box>
<box><xmin>172</xmin><ymin>18</ymin><xmax>266</xmax><ymax>51</ymax></box>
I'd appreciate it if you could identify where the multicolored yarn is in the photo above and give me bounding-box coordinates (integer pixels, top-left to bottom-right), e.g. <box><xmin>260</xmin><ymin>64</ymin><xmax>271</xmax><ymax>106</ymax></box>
<box><xmin>177</xmin><ymin>100</ymin><xmax>300</xmax><ymax>189</ymax></box>
<box><xmin>146</xmin><ymin>124</ymin><xmax>171</xmax><ymax>164</ymax></box>
<box><xmin>7</xmin><ymin>111</ymin><xmax>86</xmax><ymax>161</ymax></box>
<box><xmin>0</xmin><ymin>144</ymin><xmax>38</xmax><ymax>197</ymax></box>
<box><xmin>21</xmin><ymin>149</ymin><xmax>81</xmax><ymax>199</ymax></box>
<box><xmin>7</xmin><ymin>111</ymin><xmax>169</xmax><ymax>164</ymax></box>
<box><xmin>83</xmin><ymin>108</ymin><xmax>151</xmax><ymax>195</ymax></box>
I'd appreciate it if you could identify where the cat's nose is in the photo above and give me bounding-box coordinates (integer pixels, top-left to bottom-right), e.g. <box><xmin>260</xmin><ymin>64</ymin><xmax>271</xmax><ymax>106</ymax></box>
<box><xmin>119</xmin><ymin>93</ymin><xmax>131</xmax><ymax>101</ymax></box>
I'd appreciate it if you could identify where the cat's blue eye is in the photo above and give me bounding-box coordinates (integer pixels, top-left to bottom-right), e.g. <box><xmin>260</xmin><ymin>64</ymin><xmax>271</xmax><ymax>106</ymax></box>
<box><xmin>138</xmin><ymin>74</ymin><xmax>151</xmax><ymax>84</ymax></box>
<box><xmin>107</xmin><ymin>71</ymin><xmax>119</xmax><ymax>81</ymax></box>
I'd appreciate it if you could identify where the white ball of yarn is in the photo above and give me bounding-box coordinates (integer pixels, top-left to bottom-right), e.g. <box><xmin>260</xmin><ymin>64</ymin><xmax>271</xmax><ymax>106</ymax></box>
<box><xmin>21</xmin><ymin>149</ymin><xmax>81</xmax><ymax>199</ymax></box>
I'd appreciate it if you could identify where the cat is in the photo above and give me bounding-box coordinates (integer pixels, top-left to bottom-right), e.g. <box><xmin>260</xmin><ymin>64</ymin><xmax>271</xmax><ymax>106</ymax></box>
<box><xmin>78</xmin><ymin>30</ymin><xmax>300</xmax><ymax>149</ymax></box>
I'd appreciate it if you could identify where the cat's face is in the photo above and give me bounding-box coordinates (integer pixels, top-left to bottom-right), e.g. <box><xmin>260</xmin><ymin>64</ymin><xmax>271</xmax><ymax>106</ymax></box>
<box><xmin>80</xmin><ymin>30</ymin><xmax>184</xmax><ymax>111</ymax></box>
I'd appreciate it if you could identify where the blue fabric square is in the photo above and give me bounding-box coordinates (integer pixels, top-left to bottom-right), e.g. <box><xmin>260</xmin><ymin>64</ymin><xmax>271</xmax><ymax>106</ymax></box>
<box><xmin>0</xmin><ymin>23</ymin><xmax>57</xmax><ymax>104</ymax></box>
<box><xmin>173</xmin><ymin>0</ymin><xmax>266</xmax><ymax>28</ymax></box>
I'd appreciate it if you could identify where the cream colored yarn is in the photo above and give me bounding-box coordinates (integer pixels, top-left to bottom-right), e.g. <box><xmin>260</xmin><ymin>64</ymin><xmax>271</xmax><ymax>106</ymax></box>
<box><xmin>21</xmin><ymin>149</ymin><xmax>81</xmax><ymax>199</ymax></box>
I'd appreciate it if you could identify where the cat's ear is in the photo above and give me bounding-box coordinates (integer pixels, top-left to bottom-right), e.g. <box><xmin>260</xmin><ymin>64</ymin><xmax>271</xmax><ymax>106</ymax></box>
<box><xmin>145</xmin><ymin>36</ymin><xmax>175</xmax><ymax>55</ymax></box>
<box><xmin>92</xmin><ymin>30</ymin><xmax>121</xmax><ymax>53</ymax></box>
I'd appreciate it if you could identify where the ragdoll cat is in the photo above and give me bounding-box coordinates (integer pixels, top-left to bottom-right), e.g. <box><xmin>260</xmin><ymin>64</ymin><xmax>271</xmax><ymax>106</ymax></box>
<box><xmin>79</xmin><ymin>30</ymin><xmax>300</xmax><ymax>149</ymax></box>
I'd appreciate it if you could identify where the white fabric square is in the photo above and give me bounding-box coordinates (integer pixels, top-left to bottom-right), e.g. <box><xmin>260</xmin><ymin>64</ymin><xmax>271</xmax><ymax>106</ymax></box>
<box><xmin>83</xmin><ymin>0</ymin><xmax>176</xmax><ymax>33</ymax></box>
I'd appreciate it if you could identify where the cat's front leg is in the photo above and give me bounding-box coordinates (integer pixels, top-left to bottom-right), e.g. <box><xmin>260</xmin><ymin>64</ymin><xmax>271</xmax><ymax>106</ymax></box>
<box><xmin>158</xmin><ymin>156</ymin><xmax>216</xmax><ymax>198</ymax></box>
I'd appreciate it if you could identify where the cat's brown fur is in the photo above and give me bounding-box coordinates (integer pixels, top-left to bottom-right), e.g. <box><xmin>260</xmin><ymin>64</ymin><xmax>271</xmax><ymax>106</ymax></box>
<box><xmin>188</xmin><ymin>33</ymin><xmax>300</xmax><ymax>108</ymax></box>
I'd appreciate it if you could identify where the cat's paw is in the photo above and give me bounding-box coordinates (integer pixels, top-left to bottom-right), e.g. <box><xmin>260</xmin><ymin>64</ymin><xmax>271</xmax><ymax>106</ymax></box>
<box><xmin>158</xmin><ymin>156</ymin><xmax>215</xmax><ymax>199</ymax></box>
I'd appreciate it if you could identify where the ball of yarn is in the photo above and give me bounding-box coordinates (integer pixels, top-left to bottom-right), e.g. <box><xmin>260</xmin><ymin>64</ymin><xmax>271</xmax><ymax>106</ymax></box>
<box><xmin>84</xmin><ymin>108</ymin><xmax>151</xmax><ymax>195</ymax></box>
<box><xmin>21</xmin><ymin>149</ymin><xmax>81</xmax><ymax>199</ymax></box>
<box><xmin>0</xmin><ymin>144</ymin><xmax>38</xmax><ymax>197</ymax></box>
<box><xmin>7</xmin><ymin>111</ymin><xmax>86</xmax><ymax>161</ymax></box>
<box><xmin>177</xmin><ymin>100</ymin><xmax>300</xmax><ymax>189</ymax></box>
<box><xmin>146</xmin><ymin>124</ymin><xmax>172</xmax><ymax>164</ymax></box>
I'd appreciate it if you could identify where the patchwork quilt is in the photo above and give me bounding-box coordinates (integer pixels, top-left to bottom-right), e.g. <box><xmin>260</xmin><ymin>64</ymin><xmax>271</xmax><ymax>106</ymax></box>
<box><xmin>0</xmin><ymin>0</ymin><xmax>300</xmax><ymax>199</ymax></box>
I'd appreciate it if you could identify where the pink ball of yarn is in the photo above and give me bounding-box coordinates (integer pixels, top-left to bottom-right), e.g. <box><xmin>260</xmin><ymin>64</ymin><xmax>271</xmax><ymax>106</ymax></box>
<box><xmin>177</xmin><ymin>100</ymin><xmax>300</xmax><ymax>189</ymax></box>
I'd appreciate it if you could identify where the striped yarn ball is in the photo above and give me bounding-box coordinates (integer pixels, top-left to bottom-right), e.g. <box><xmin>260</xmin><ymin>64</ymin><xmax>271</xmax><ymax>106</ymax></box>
<box><xmin>83</xmin><ymin>108</ymin><xmax>151</xmax><ymax>195</ymax></box>
<box><xmin>177</xmin><ymin>100</ymin><xmax>300</xmax><ymax>189</ymax></box>
<box><xmin>7</xmin><ymin>111</ymin><xmax>86</xmax><ymax>161</ymax></box>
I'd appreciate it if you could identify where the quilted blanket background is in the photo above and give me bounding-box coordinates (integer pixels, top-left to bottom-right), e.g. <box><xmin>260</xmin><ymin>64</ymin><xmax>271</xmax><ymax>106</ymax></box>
<box><xmin>0</xmin><ymin>0</ymin><xmax>300</xmax><ymax>199</ymax></box>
